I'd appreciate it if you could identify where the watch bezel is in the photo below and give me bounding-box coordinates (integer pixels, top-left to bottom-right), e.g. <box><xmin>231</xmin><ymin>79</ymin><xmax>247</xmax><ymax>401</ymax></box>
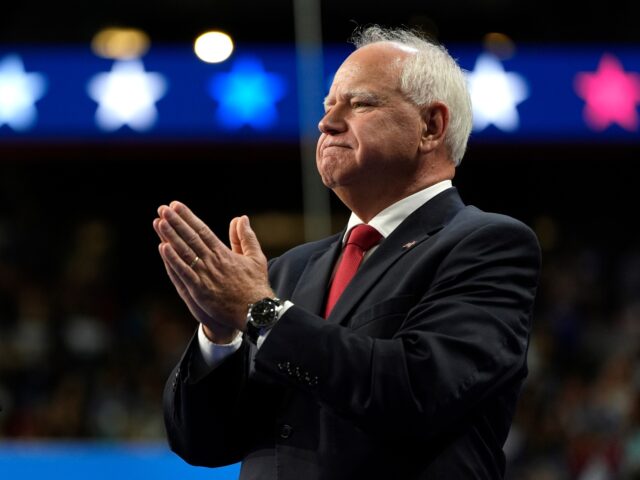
<box><xmin>246</xmin><ymin>297</ymin><xmax>283</xmax><ymax>345</ymax></box>
<box><xmin>249</xmin><ymin>297</ymin><xmax>282</xmax><ymax>327</ymax></box>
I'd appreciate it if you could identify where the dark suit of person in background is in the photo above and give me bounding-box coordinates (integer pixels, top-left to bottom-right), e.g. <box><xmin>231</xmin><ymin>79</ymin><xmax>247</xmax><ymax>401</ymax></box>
<box><xmin>154</xmin><ymin>26</ymin><xmax>541</xmax><ymax>479</ymax></box>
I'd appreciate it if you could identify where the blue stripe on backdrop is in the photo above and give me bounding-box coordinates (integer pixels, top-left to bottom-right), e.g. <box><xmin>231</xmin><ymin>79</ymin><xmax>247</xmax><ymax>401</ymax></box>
<box><xmin>0</xmin><ymin>43</ymin><xmax>639</xmax><ymax>142</ymax></box>
<box><xmin>0</xmin><ymin>442</ymin><xmax>240</xmax><ymax>480</ymax></box>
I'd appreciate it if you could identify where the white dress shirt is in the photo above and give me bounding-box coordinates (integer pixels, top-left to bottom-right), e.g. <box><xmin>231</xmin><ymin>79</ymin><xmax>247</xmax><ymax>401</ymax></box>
<box><xmin>197</xmin><ymin>180</ymin><xmax>453</xmax><ymax>370</ymax></box>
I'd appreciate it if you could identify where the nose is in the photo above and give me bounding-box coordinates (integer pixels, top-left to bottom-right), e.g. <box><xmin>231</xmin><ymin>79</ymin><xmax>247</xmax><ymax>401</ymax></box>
<box><xmin>318</xmin><ymin>107</ymin><xmax>346</xmax><ymax>135</ymax></box>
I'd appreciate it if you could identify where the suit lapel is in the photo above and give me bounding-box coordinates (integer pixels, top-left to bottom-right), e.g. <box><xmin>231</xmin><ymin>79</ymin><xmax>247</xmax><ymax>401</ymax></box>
<box><xmin>326</xmin><ymin>188</ymin><xmax>466</xmax><ymax>324</ymax></box>
<box><xmin>289</xmin><ymin>234</ymin><xmax>343</xmax><ymax>316</ymax></box>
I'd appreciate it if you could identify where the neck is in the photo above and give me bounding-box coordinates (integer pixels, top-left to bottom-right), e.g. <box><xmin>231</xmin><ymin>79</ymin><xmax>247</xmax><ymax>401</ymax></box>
<box><xmin>334</xmin><ymin>185</ymin><xmax>417</xmax><ymax>223</ymax></box>
<box><xmin>335</xmin><ymin>165</ymin><xmax>455</xmax><ymax>223</ymax></box>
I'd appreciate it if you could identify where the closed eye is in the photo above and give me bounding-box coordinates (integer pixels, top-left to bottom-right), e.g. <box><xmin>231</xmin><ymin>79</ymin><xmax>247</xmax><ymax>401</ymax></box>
<box><xmin>351</xmin><ymin>94</ymin><xmax>384</xmax><ymax>109</ymax></box>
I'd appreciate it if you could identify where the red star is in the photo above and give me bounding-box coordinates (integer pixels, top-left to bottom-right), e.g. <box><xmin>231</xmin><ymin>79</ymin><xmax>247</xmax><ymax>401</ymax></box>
<box><xmin>574</xmin><ymin>54</ymin><xmax>640</xmax><ymax>131</ymax></box>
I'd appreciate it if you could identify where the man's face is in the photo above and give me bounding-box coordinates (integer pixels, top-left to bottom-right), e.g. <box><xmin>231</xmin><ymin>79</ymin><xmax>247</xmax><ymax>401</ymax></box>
<box><xmin>316</xmin><ymin>43</ymin><xmax>424</xmax><ymax>193</ymax></box>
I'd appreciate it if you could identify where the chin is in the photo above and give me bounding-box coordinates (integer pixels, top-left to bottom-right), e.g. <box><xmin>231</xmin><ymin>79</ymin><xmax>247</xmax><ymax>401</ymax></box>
<box><xmin>320</xmin><ymin>174</ymin><xmax>337</xmax><ymax>189</ymax></box>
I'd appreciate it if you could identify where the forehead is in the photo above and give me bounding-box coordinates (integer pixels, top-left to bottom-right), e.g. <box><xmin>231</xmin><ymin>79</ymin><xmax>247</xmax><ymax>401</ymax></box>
<box><xmin>328</xmin><ymin>43</ymin><xmax>411</xmax><ymax>96</ymax></box>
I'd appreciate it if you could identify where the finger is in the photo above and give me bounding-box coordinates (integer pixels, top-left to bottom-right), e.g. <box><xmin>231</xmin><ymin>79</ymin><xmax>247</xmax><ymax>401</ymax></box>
<box><xmin>168</xmin><ymin>201</ymin><xmax>227</xmax><ymax>252</ymax></box>
<box><xmin>229</xmin><ymin>217</ymin><xmax>242</xmax><ymax>254</ymax></box>
<box><xmin>153</xmin><ymin>217</ymin><xmax>168</xmax><ymax>242</ymax></box>
<box><xmin>161</xmin><ymin>250</ymin><xmax>201</xmax><ymax>305</ymax></box>
<box><xmin>159</xmin><ymin>242</ymin><xmax>201</xmax><ymax>285</ymax></box>
<box><xmin>158</xmin><ymin>206</ymin><xmax>212</xmax><ymax>258</ymax></box>
<box><xmin>161</xmin><ymin>252</ymin><xmax>210</xmax><ymax>321</ymax></box>
<box><xmin>237</xmin><ymin>216</ymin><xmax>266</xmax><ymax>261</ymax></box>
<box><xmin>161</xmin><ymin>245</ymin><xmax>234</xmax><ymax>334</ymax></box>
<box><xmin>157</xmin><ymin>218</ymin><xmax>200</xmax><ymax>266</ymax></box>
<box><xmin>164</xmin><ymin>260</ymin><xmax>238</xmax><ymax>338</ymax></box>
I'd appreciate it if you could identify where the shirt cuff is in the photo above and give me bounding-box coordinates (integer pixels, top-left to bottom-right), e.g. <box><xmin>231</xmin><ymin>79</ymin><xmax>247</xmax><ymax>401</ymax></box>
<box><xmin>256</xmin><ymin>300</ymin><xmax>293</xmax><ymax>349</ymax></box>
<box><xmin>197</xmin><ymin>324</ymin><xmax>243</xmax><ymax>370</ymax></box>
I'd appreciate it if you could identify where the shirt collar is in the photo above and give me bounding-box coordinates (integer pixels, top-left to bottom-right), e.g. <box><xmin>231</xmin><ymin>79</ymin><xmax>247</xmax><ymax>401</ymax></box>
<box><xmin>343</xmin><ymin>180</ymin><xmax>452</xmax><ymax>243</ymax></box>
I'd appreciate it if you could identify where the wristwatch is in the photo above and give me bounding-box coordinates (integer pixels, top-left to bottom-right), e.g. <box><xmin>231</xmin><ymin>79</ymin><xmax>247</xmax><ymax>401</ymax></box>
<box><xmin>246</xmin><ymin>297</ymin><xmax>284</xmax><ymax>345</ymax></box>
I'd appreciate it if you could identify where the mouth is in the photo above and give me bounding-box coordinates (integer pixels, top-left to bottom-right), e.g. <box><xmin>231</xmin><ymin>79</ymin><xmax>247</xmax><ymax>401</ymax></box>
<box><xmin>323</xmin><ymin>143</ymin><xmax>350</xmax><ymax>150</ymax></box>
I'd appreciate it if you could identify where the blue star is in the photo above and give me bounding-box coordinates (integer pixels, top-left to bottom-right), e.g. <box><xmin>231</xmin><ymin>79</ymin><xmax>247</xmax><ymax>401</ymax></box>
<box><xmin>0</xmin><ymin>55</ymin><xmax>47</xmax><ymax>131</ymax></box>
<box><xmin>208</xmin><ymin>56</ymin><xmax>286</xmax><ymax>130</ymax></box>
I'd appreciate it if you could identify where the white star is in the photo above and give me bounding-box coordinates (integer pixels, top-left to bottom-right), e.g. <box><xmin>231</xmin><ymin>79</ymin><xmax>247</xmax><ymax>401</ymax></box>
<box><xmin>467</xmin><ymin>53</ymin><xmax>529</xmax><ymax>132</ymax></box>
<box><xmin>87</xmin><ymin>60</ymin><xmax>168</xmax><ymax>131</ymax></box>
<box><xmin>0</xmin><ymin>55</ymin><xmax>47</xmax><ymax>131</ymax></box>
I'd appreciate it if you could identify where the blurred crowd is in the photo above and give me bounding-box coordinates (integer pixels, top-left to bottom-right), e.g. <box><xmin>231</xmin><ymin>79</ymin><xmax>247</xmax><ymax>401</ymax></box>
<box><xmin>506</xmin><ymin>228</ymin><xmax>640</xmax><ymax>480</ymax></box>
<box><xmin>0</xmin><ymin>217</ymin><xmax>193</xmax><ymax>440</ymax></box>
<box><xmin>0</xmin><ymin>214</ymin><xmax>639</xmax><ymax>480</ymax></box>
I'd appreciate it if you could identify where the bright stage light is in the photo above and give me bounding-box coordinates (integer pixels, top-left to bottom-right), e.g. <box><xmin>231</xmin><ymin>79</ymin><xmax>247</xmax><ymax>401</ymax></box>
<box><xmin>87</xmin><ymin>60</ymin><xmax>168</xmax><ymax>131</ymax></box>
<box><xmin>482</xmin><ymin>32</ymin><xmax>515</xmax><ymax>60</ymax></box>
<box><xmin>194</xmin><ymin>31</ymin><xmax>234</xmax><ymax>63</ymax></box>
<box><xmin>0</xmin><ymin>55</ymin><xmax>47</xmax><ymax>131</ymax></box>
<box><xmin>467</xmin><ymin>53</ymin><xmax>529</xmax><ymax>132</ymax></box>
<box><xmin>92</xmin><ymin>28</ymin><xmax>150</xmax><ymax>60</ymax></box>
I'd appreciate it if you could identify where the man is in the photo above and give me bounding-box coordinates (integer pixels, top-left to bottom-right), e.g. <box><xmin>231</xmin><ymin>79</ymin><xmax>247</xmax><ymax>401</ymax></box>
<box><xmin>154</xmin><ymin>26</ymin><xmax>541</xmax><ymax>479</ymax></box>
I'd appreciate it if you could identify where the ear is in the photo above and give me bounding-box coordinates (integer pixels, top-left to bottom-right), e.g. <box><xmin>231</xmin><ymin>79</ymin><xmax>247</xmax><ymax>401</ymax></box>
<box><xmin>419</xmin><ymin>102</ymin><xmax>449</xmax><ymax>154</ymax></box>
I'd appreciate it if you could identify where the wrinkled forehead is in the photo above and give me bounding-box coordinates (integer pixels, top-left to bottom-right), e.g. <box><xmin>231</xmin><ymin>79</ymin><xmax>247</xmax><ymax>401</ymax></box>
<box><xmin>330</xmin><ymin>42</ymin><xmax>413</xmax><ymax>92</ymax></box>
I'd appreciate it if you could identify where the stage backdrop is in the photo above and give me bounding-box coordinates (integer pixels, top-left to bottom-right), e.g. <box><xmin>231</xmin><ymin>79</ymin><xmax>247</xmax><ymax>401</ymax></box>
<box><xmin>0</xmin><ymin>442</ymin><xmax>240</xmax><ymax>479</ymax></box>
<box><xmin>0</xmin><ymin>43</ymin><xmax>638</xmax><ymax>143</ymax></box>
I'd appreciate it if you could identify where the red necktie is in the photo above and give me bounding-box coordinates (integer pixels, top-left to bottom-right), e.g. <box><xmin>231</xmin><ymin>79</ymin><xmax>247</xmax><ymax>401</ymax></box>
<box><xmin>324</xmin><ymin>224</ymin><xmax>382</xmax><ymax>318</ymax></box>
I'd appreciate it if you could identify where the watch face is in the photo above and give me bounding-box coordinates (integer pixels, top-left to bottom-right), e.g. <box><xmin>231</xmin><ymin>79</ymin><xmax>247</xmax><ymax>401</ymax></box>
<box><xmin>251</xmin><ymin>298</ymin><xmax>279</xmax><ymax>327</ymax></box>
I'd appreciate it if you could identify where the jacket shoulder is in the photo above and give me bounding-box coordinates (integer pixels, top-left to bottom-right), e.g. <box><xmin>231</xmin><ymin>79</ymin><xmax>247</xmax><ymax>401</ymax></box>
<box><xmin>446</xmin><ymin>206</ymin><xmax>541</xmax><ymax>254</ymax></box>
<box><xmin>472</xmin><ymin>206</ymin><xmax>535</xmax><ymax>230</ymax></box>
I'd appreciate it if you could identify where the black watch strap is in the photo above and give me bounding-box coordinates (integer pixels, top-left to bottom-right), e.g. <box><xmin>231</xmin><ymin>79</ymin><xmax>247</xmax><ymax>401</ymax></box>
<box><xmin>245</xmin><ymin>321</ymin><xmax>261</xmax><ymax>345</ymax></box>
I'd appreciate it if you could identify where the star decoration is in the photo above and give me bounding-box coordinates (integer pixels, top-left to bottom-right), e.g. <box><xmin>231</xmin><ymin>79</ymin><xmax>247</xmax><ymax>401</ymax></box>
<box><xmin>467</xmin><ymin>53</ymin><xmax>529</xmax><ymax>132</ymax></box>
<box><xmin>574</xmin><ymin>54</ymin><xmax>640</xmax><ymax>132</ymax></box>
<box><xmin>0</xmin><ymin>55</ymin><xmax>47</xmax><ymax>131</ymax></box>
<box><xmin>87</xmin><ymin>60</ymin><xmax>168</xmax><ymax>132</ymax></box>
<box><xmin>208</xmin><ymin>56</ymin><xmax>286</xmax><ymax>130</ymax></box>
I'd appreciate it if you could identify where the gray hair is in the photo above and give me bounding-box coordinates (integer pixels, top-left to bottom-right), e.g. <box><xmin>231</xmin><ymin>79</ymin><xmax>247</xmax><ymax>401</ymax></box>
<box><xmin>351</xmin><ymin>26</ymin><xmax>472</xmax><ymax>166</ymax></box>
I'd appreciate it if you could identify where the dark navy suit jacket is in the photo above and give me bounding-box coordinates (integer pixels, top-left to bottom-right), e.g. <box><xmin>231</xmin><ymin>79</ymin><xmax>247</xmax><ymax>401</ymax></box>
<box><xmin>163</xmin><ymin>188</ymin><xmax>541</xmax><ymax>479</ymax></box>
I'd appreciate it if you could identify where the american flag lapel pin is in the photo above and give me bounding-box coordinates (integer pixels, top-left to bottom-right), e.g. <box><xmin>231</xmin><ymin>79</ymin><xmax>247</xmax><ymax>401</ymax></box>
<box><xmin>402</xmin><ymin>240</ymin><xmax>417</xmax><ymax>250</ymax></box>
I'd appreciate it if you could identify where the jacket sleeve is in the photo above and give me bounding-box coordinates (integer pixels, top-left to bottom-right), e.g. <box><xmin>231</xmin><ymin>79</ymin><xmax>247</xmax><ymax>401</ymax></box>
<box><xmin>163</xmin><ymin>338</ymin><xmax>254</xmax><ymax>467</ymax></box>
<box><xmin>252</xmin><ymin>220</ymin><xmax>541</xmax><ymax>442</ymax></box>
<box><xmin>163</xmin><ymin>258</ymin><xmax>286</xmax><ymax>467</ymax></box>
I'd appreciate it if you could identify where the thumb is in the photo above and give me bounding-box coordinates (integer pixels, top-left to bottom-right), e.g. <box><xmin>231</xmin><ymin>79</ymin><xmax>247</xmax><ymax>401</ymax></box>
<box><xmin>229</xmin><ymin>217</ymin><xmax>242</xmax><ymax>254</ymax></box>
<box><xmin>237</xmin><ymin>215</ymin><xmax>264</xmax><ymax>259</ymax></box>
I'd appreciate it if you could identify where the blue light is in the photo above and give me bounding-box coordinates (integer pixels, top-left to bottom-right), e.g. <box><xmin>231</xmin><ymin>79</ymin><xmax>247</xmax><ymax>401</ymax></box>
<box><xmin>0</xmin><ymin>442</ymin><xmax>240</xmax><ymax>480</ymax></box>
<box><xmin>0</xmin><ymin>43</ymin><xmax>638</xmax><ymax>142</ymax></box>
<box><xmin>0</xmin><ymin>54</ymin><xmax>47</xmax><ymax>131</ymax></box>
<box><xmin>87</xmin><ymin>59</ymin><xmax>168</xmax><ymax>132</ymax></box>
<box><xmin>208</xmin><ymin>56</ymin><xmax>287</xmax><ymax>130</ymax></box>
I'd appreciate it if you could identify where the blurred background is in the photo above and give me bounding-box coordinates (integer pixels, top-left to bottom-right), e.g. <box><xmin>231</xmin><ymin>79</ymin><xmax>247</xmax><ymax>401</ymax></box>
<box><xmin>1</xmin><ymin>1</ymin><xmax>640</xmax><ymax>479</ymax></box>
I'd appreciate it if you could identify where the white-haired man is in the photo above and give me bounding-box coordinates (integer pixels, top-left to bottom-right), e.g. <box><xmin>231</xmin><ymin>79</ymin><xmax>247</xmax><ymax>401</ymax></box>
<box><xmin>155</xmin><ymin>26</ymin><xmax>541</xmax><ymax>479</ymax></box>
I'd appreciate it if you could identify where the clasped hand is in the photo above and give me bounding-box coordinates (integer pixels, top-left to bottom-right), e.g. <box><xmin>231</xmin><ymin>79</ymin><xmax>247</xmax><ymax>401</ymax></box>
<box><xmin>153</xmin><ymin>201</ymin><xmax>274</xmax><ymax>343</ymax></box>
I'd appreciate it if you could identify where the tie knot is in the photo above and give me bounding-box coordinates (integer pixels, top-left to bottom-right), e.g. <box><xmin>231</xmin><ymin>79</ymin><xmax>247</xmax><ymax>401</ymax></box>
<box><xmin>346</xmin><ymin>224</ymin><xmax>383</xmax><ymax>252</ymax></box>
